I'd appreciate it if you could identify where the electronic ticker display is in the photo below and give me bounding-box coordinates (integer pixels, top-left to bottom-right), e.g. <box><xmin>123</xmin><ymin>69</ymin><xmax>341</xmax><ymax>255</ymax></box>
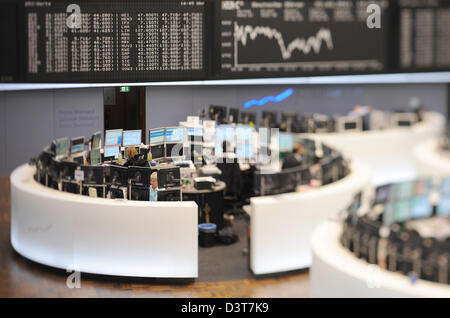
<box><xmin>21</xmin><ymin>0</ymin><xmax>207</xmax><ymax>82</ymax></box>
<box><xmin>217</xmin><ymin>0</ymin><xmax>390</xmax><ymax>78</ymax></box>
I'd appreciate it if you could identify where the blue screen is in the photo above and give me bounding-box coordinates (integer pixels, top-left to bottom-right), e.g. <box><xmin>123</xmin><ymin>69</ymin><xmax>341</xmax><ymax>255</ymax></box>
<box><xmin>123</xmin><ymin>130</ymin><xmax>142</xmax><ymax>146</ymax></box>
<box><xmin>71</xmin><ymin>143</ymin><xmax>84</xmax><ymax>153</ymax></box>
<box><xmin>410</xmin><ymin>196</ymin><xmax>433</xmax><ymax>219</ymax></box>
<box><xmin>382</xmin><ymin>203</ymin><xmax>395</xmax><ymax>225</ymax></box>
<box><xmin>236</xmin><ymin>143</ymin><xmax>253</xmax><ymax>159</ymax></box>
<box><xmin>235</xmin><ymin>126</ymin><xmax>253</xmax><ymax>142</ymax></box>
<box><xmin>56</xmin><ymin>138</ymin><xmax>69</xmax><ymax>156</ymax></box>
<box><xmin>441</xmin><ymin>177</ymin><xmax>450</xmax><ymax>194</ymax></box>
<box><xmin>394</xmin><ymin>200</ymin><xmax>410</xmax><ymax>223</ymax></box>
<box><xmin>279</xmin><ymin>133</ymin><xmax>294</xmax><ymax>151</ymax></box>
<box><xmin>187</xmin><ymin>128</ymin><xmax>203</xmax><ymax>137</ymax></box>
<box><xmin>105</xmin><ymin>130</ymin><xmax>122</xmax><ymax>146</ymax></box>
<box><xmin>216</xmin><ymin>126</ymin><xmax>234</xmax><ymax>141</ymax></box>
<box><xmin>150</xmin><ymin>129</ymin><xmax>165</xmax><ymax>144</ymax></box>
<box><xmin>166</xmin><ymin>128</ymin><xmax>184</xmax><ymax>142</ymax></box>
<box><xmin>104</xmin><ymin>145</ymin><xmax>120</xmax><ymax>159</ymax></box>
<box><xmin>437</xmin><ymin>195</ymin><xmax>450</xmax><ymax>216</ymax></box>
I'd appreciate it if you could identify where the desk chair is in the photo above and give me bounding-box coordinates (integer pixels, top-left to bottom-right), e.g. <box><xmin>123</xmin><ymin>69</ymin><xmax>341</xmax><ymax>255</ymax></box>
<box><xmin>216</xmin><ymin>161</ymin><xmax>246</xmax><ymax>218</ymax></box>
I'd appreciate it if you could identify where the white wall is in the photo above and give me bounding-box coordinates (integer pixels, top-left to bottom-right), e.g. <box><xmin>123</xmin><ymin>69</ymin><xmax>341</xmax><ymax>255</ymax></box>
<box><xmin>0</xmin><ymin>88</ymin><xmax>103</xmax><ymax>176</ymax></box>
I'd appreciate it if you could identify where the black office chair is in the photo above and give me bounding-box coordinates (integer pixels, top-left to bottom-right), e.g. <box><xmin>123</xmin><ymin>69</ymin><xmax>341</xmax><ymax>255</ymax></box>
<box><xmin>216</xmin><ymin>160</ymin><xmax>246</xmax><ymax>217</ymax></box>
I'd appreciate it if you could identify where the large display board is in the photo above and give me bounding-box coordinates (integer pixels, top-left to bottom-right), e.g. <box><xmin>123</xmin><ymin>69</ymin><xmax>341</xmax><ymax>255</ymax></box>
<box><xmin>398</xmin><ymin>0</ymin><xmax>450</xmax><ymax>72</ymax></box>
<box><xmin>217</xmin><ymin>0</ymin><xmax>390</xmax><ymax>78</ymax></box>
<box><xmin>20</xmin><ymin>0</ymin><xmax>207</xmax><ymax>82</ymax></box>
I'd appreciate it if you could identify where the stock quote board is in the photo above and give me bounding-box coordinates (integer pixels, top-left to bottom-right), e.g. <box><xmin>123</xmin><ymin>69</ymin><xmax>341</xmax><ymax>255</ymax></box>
<box><xmin>398</xmin><ymin>0</ymin><xmax>450</xmax><ymax>72</ymax></box>
<box><xmin>20</xmin><ymin>0</ymin><xmax>208</xmax><ymax>82</ymax></box>
<box><xmin>217</xmin><ymin>0</ymin><xmax>391</xmax><ymax>78</ymax></box>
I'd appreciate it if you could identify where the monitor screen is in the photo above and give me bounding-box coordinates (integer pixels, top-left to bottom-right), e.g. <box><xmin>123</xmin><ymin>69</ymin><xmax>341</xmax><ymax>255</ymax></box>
<box><xmin>104</xmin><ymin>145</ymin><xmax>120</xmax><ymax>159</ymax></box>
<box><xmin>150</xmin><ymin>144</ymin><xmax>165</xmax><ymax>159</ymax></box>
<box><xmin>55</xmin><ymin>138</ymin><xmax>70</xmax><ymax>157</ymax></box>
<box><xmin>71</xmin><ymin>137</ymin><xmax>85</xmax><ymax>154</ymax></box>
<box><xmin>441</xmin><ymin>177</ymin><xmax>450</xmax><ymax>194</ymax></box>
<box><xmin>392</xmin><ymin>181</ymin><xmax>415</xmax><ymax>200</ymax></box>
<box><xmin>236</xmin><ymin>143</ymin><xmax>253</xmax><ymax>160</ymax></box>
<box><xmin>344</xmin><ymin>121</ymin><xmax>357</xmax><ymax>130</ymax></box>
<box><xmin>235</xmin><ymin>126</ymin><xmax>253</xmax><ymax>142</ymax></box>
<box><xmin>150</xmin><ymin>128</ymin><xmax>165</xmax><ymax>145</ymax></box>
<box><xmin>394</xmin><ymin>200</ymin><xmax>410</xmax><ymax>223</ymax></box>
<box><xmin>187</xmin><ymin>127</ymin><xmax>204</xmax><ymax>137</ymax></box>
<box><xmin>166</xmin><ymin>143</ymin><xmax>184</xmax><ymax>158</ymax></box>
<box><xmin>105</xmin><ymin>129</ymin><xmax>123</xmax><ymax>146</ymax></box>
<box><xmin>92</xmin><ymin>132</ymin><xmax>102</xmax><ymax>149</ymax></box>
<box><xmin>122</xmin><ymin>130</ymin><xmax>142</xmax><ymax>146</ymax></box>
<box><xmin>410</xmin><ymin>196</ymin><xmax>433</xmax><ymax>219</ymax></box>
<box><xmin>382</xmin><ymin>203</ymin><xmax>395</xmax><ymax>225</ymax></box>
<box><xmin>90</xmin><ymin>148</ymin><xmax>102</xmax><ymax>165</ymax></box>
<box><xmin>279</xmin><ymin>133</ymin><xmax>294</xmax><ymax>151</ymax></box>
<box><xmin>166</xmin><ymin>127</ymin><xmax>185</xmax><ymax>143</ymax></box>
<box><xmin>216</xmin><ymin>126</ymin><xmax>234</xmax><ymax>141</ymax></box>
<box><xmin>437</xmin><ymin>195</ymin><xmax>450</xmax><ymax>217</ymax></box>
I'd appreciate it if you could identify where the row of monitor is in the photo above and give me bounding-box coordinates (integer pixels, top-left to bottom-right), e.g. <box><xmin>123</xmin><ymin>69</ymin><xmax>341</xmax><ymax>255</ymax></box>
<box><xmin>373</xmin><ymin>179</ymin><xmax>450</xmax><ymax>225</ymax></box>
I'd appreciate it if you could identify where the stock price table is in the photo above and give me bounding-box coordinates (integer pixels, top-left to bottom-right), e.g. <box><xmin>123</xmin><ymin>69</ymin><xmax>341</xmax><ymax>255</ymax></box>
<box><xmin>218</xmin><ymin>0</ymin><xmax>389</xmax><ymax>77</ymax></box>
<box><xmin>22</xmin><ymin>0</ymin><xmax>206</xmax><ymax>82</ymax></box>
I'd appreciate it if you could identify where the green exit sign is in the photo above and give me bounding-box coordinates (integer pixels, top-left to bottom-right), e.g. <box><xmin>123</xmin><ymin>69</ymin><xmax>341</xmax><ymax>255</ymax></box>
<box><xmin>120</xmin><ymin>86</ymin><xmax>130</xmax><ymax>93</ymax></box>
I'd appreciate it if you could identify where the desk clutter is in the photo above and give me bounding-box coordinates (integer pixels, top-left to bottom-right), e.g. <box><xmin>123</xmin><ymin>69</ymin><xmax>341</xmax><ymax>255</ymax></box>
<box><xmin>341</xmin><ymin>178</ymin><xmax>450</xmax><ymax>285</ymax></box>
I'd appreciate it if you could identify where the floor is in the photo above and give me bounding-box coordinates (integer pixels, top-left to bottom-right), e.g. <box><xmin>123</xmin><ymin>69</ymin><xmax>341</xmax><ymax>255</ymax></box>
<box><xmin>0</xmin><ymin>176</ymin><xmax>310</xmax><ymax>297</ymax></box>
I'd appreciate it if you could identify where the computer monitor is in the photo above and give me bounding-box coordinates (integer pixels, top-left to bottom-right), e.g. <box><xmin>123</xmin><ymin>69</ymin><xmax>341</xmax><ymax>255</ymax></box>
<box><xmin>166</xmin><ymin>127</ymin><xmax>185</xmax><ymax>143</ymax></box>
<box><xmin>240</xmin><ymin>111</ymin><xmax>257</xmax><ymax>126</ymax></box>
<box><xmin>393</xmin><ymin>200</ymin><xmax>411</xmax><ymax>223</ymax></box>
<box><xmin>262</xmin><ymin>111</ymin><xmax>278</xmax><ymax>128</ymax></box>
<box><xmin>81</xmin><ymin>166</ymin><xmax>104</xmax><ymax>185</ymax></box>
<box><xmin>166</xmin><ymin>143</ymin><xmax>184</xmax><ymax>159</ymax></box>
<box><xmin>157</xmin><ymin>189</ymin><xmax>181</xmax><ymax>201</ymax></box>
<box><xmin>410</xmin><ymin>195</ymin><xmax>433</xmax><ymax>219</ymax></box>
<box><xmin>437</xmin><ymin>195</ymin><xmax>450</xmax><ymax>216</ymax></box>
<box><xmin>149</xmin><ymin>128</ymin><xmax>165</xmax><ymax>145</ymax></box>
<box><xmin>336</xmin><ymin>116</ymin><xmax>362</xmax><ymax>132</ymax></box>
<box><xmin>228</xmin><ymin>108</ymin><xmax>240</xmax><ymax>124</ymax></box>
<box><xmin>279</xmin><ymin>133</ymin><xmax>294</xmax><ymax>152</ymax></box>
<box><xmin>374</xmin><ymin>184</ymin><xmax>391</xmax><ymax>205</ymax></box>
<box><xmin>441</xmin><ymin>177</ymin><xmax>450</xmax><ymax>194</ymax></box>
<box><xmin>128</xmin><ymin>166</ymin><xmax>151</xmax><ymax>187</ymax></box>
<box><xmin>216</xmin><ymin>125</ymin><xmax>234</xmax><ymax>141</ymax></box>
<box><xmin>130</xmin><ymin>186</ymin><xmax>150</xmax><ymax>201</ymax></box>
<box><xmin>122</xmin><ymin>130</ymin><xmax>142</xmax><ymax>147</ymax></box>
<box><xmin>158</xmin><ymin>167</ymin><xmax>181</xmax><ymax>188</ymax></box>
<box><xmin>71</xmin><ymin>137</ymin><xmax>85</xmax><ymax>154</ymax></box>
<box><xmin>90</xmin><ymin>148</ymin><xmax>102</xmax><ymax>165</ymax></box>
<box><xmin>91</xmin><ymin>131</ymin><xmax>102</xmax><ymax>149</ymax></box>
<box><xmin>209</xmin><ymin>105</ymin><xmax>227</xmax><ymax>123</ymax></box>
<box><xmin>59</xmin><ymin>160</ymin><xmax>79</xmax><ymax>180</ymax></box>
<box><xmin>55</xmin><ymin>138</ymin><xmax>70</xmax><ymax>157</ymax></box>
<box><xmin>236</xmin><ymin>143</ymin><xmax>253</xmax><ymax>161</ymax></box>
<box><xmin>104</xmin><ymin>145</ymin><xmax>120</xmax><ymax>160</ymax></box>
<box><xmin>235</xmin><ymin>126</ymin><xmax>253</xmax><ymax>142</ymax></box>
<box><xmin>150</xmin><ymin>144</ymin><xmax>165</xmax><ymax>160</ymax></box>
<box><xmin>105</xmin><ymin>165</ymin><xmax>128</xmax><ymax>187</ymax></box>
<box><xmin>105</xmin><ymin>129</ymin><xmax>123</xmax><ymax>146</ymax></box>
<box><xmin>187</xmin><ymin>127</ymin><xmax>204</xmax><ymax>137</ymax></box>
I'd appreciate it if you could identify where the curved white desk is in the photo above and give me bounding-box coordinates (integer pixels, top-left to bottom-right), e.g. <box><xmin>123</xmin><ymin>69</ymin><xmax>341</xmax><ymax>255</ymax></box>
<box><xmin>413</xmin><ymin>139</ymin><xmax>450</xmax><ymax>179</ymax></box>
<box><xmin>310</xmin><ymin>221</ymin><xmax>450</xmax><ymax>298</ymax></box>
<box><xmin>249</xmin><ymin>160</ymin><xmax>372</xmax><ymax>275</ymax></box>
<box><xmin>302</xmin><ymin>112</ymin><xmax>445</xmax><ymax>186</ymax></box>
<box><xmin>10</xmin><ymin>164</ymin><xmax>198</xmax><ymax>278</ymax></box>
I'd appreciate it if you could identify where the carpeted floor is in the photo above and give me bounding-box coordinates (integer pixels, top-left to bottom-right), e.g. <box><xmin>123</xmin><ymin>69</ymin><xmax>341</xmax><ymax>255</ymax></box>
<box><xmin>198</xmin><ymin>214</ymin><xmax>253</xmax><ymax>282</ymax></box>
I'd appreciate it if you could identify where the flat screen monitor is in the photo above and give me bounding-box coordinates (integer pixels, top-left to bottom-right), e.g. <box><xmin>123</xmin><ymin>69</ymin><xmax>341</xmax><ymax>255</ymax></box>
<box><xmin>394</xmin><ymin>200</ymin><xmax>410</xmax><ymax>223</ymax></box>
<box><xmin>150</xmin><ymin>144</ymin><xmax>165</xmax><ymax>160</ymax></box>
<box><xmin>149</xmin><ymin>128</ymin><xmax>165</xmax><ymax>145</ymax></box>
<box><xmin>236</xmin><ymin>143</ymin><xmax>253</xmax><ymax>161</ymax></box>
<box><xmin>130</xmin><ymin>187</ymin><xmax>150</xmax><ymax>201</ymax></box>
<box><xmin>166</xmin><ymin>143</ymin><xmax>184</xmax><ymax>158</ymax></box>
<box><xmin>187</xmin><ymin>127</ymin><xmax>204</xmax><ymax>137</ymax></box>
<box><xmin>374</xmin><ymin>184</ymin><xmax>391</xmax><ymax>205</ymax></box>
<box><xmin>166</xmin><ymin>127</ymin><xmax>184</xmax><ymax>143</ymax></box>
<box><xmin>55</xmin><ymin>138</ymin><xmax>70</xmax><ymax>157</ymax></box>
<box><xmin>105</xmin><ymin>129</ymin><xmax>123</xmax><ymax>146</ymax></box>
<box><xmin>240</xmin><ymin>111</ymin><xmax>257</xmax><ymax>126</ymax></box>
<box><xmin>81</xmin><ymin>166</ymin><xmax>104</xmax><ymax>185</ymax></box>
<box><xmin>228</xmin><ymin>108</ymin><xmax>240</xmax><ymax>124</ymax></box>
<box><xmin>90</xmin><ymin>148</ymin><xmax>102</xmax><ymax>165</ymax></box>
<box><xmin>279</xmin><ymin>133</ymin><xmax>294</xmax><ymax>151</ymax></box>
<box><xmin>441</xmin><ymin>177</ymin><xmax>450</xmax><ymax>194</ymax></box>
<box><xmin>209</xmin><ymin>105</ymin><xmax>227</xmax><ymax>123</ymax></box>
<box><xmin>158</xmin><ymin>167</ymin><xmax>181</xmax><ymax>188</ymax></box>
<box><xmin>216</xmin><ymin>126</ymin><xmax>234</xmax><ymax>141</ymax></box>
<box><xmin>437</xmin><ymin>195</ymin><xmax>450</xmax><ymax>216</ymax></box>
<box><xmin>382</xmin><ymin>203</ymin><xmax>395</xmax><ymax>225</ymax></box>
<box><xmin>72</xmin><ymin>155</ymin><xmax>84</xmax><ymax>165</ymax></box>
<box><xmin>92</xmin><ymin>131</ymin><xmax>102</xmax><ymax>149</ymax></box>
<box><xmin>105</xmin><ymin>165</ymin><xmax>128</xmax><ymax>187</ymax></box>
<box><xmin>71</xmin><ymin>137</ymin><xmax>85</xmax><ymax>154</ymax></box>
<box><xmin>104</xmin><ymin>145</ymin><xmax>120</xmax><ymax>160</ymax></box>
<box><xmin>122</xmin><ymin>130</ymin><xmax>142</xmax><ymax>147</ymax></box>
<box><xmin>235</xmin><ymin>126</ymin><xmax>253</xmax><ymax>142</ymax></box>
<box><xmin>393</xmin><ymin>181</ymin><xmax>415</xmax><ymax>200</ymax></box>
<box><xmin>128</xmin><ymin>166</ymin><xmax>151</xmax><ymax>187</ymax></box>
<box><xmin>410</xmin><ymin>196</ymin><xmax>433</xmax><ymax>219</ymax></box>
<box><xmin>157</xmin><ymin>189</ymin><xmax>181</xmax><ymax>201</ymax></box>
